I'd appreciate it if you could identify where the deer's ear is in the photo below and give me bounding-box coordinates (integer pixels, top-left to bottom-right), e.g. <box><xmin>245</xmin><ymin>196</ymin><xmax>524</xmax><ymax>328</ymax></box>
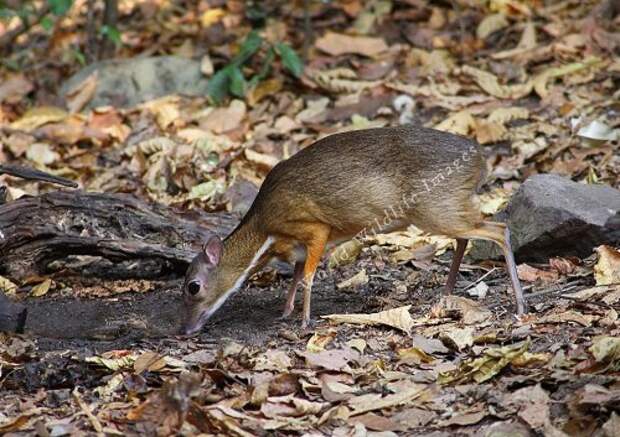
<box><xmin>202</xmin><ymin>235</ymin><xmax>223</xmax><ymax>266</ymax></box>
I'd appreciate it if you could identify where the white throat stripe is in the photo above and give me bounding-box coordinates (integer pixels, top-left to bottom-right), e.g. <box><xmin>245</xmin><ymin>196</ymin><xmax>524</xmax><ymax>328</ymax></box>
<box><xmin>205</xmin><ymin>236</ymin><xmax>274</xmax><ymax>318</ymax></box>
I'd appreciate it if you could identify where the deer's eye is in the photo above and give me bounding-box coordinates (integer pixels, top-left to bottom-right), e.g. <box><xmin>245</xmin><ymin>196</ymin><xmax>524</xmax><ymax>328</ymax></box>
<box><xmin>187</xmin><ymin>281</ymin><xmax>201</xmax><ymax>296</ymax></box>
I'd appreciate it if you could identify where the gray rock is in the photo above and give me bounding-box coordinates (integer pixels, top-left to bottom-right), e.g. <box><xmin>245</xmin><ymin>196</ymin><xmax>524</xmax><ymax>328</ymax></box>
<box><xmin>471</xmin><ymin>174</ymin><xmax>620</xmax><ymax>262</ymax></box>
<box><xmin>61</xmin><ymin>56</ymin><xmax>210</xmax><ymax>109</ymax></box>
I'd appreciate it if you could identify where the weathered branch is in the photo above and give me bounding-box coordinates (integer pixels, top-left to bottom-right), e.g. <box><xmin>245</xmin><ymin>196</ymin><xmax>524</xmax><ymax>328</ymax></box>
<box><xmin>0</xmin><ymin>191</ymin><xmax>238</xmax><ymax>282</ymax></box>
<box><xmin>0</xmin><ymin>164</ymin><xmax>78</xmax><ymax>188</ymax></box>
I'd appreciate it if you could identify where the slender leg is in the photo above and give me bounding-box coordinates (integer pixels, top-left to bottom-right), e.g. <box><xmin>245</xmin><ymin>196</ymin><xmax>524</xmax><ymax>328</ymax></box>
<box><xmin>457</xmin><ymin>221</ymin><xmax>526</xmax><ymax>315</ymax></box>
<box><xmin>445</xmin><ymin>238</ymin><xmax>468</xmax><ymax>294</ymax></box>
<box><xmin>301</xmin><ymin>226</ymin><xmax>330</xmax><ymax>328</ymax></box>
<box><xmin>501</xmin><ymin>226</ymin><xmax>525</xmax><ymax>315</ymax></box>
<box><xmin>281</xmin><ymin>261</ymin><xmax>304</xmax><ymax>318</ymax></box>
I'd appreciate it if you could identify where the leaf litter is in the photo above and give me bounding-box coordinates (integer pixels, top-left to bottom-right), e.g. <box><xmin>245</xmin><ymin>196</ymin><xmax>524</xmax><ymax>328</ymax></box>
<box><xmin>1</xmin><ymin>0</ymin><xmax>620</xmax><ymax>435</ymax></box>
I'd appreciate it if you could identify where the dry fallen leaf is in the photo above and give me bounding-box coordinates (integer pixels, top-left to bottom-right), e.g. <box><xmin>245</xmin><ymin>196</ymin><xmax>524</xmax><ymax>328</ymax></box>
<box><xmin>64</xmin><ymin>71</ymin><xmax>98</xmax><ymax>113</ymax></box>
<box><xmin>517</xmin><ymin>264</ymin><xmax>560</xmax><ymax>284</ymax></box>
<box><xmin>30</xmin><ymin>278</ymin><xmax>52</xmax><ymax>297</ymax></box>
<box><xmin>336</xmin><ymin>270</ymin><xmax>369</xmax><ymax>290</ymax></box>
<box><xmin>11</xmin><ymin>106</ymin><xmax>68</xmax><ymax>131</ymax></box>
<box><xmin>315</xmin><ymin>32</ymin><xmax>388</xmax><ymax>57</ymax></box>
<box><xmin>200</xmin><ymin>100</ymin><xmax>247</xmax><ymax>133</ymax></box>
<box><xmin>323</xmin><ymin>305</ymin><xmax>415</xmax><ymax>334</ymax></box>
<box><xmin>432</xmin><ymin>296</ymin><xmax>492</xmax><ymax>325</ymax></box>
<box><xmin>298</xmin><ymin>348</ymin><xmax>359</xmax><ymax>372</ymax></box>
<box><xmin>439</xmin><ymin>341</ymin><xmax>531</xmax><ymax>385</ymax></box>
<box><xmin>347</xmin><ymin>382</ymin><xmax>427</xmax><ymax>417</ymax></box>
<box><xmin>594</xmin><ymin>245</ymin><xmax>620</xmax><ymax>286</ymax></box>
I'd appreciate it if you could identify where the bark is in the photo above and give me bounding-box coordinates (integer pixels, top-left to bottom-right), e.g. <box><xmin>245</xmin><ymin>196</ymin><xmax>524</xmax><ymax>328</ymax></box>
<box><xmin>0</xmin><ymin>191</ymin><xmax>237</xmax><ymax>282</ymax></box>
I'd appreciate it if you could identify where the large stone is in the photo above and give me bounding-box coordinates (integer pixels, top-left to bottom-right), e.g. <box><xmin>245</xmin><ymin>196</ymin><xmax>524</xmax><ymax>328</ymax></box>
<box><xmin>471</xmin><ymin>174</ymin><xmax>620</xmax><ymax>262</ymax></box>
<box><xmin>61</xmin><ymin>56</ymin><xmax>210</xmax><ymax>109</ymax></box>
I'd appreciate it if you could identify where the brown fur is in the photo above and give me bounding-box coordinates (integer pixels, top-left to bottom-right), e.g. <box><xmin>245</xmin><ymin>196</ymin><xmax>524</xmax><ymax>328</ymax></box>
<box><xmin>182</xmin><ymin>125</ymin><xmax>524</xmax><ymax>334</ymax></box>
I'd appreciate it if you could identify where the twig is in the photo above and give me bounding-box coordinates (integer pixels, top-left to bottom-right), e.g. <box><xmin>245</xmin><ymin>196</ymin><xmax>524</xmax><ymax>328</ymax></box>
<box><xmin>72</xmin><ymin>388</ymin><xmax>104</xmax><ymax>437</ymax></box>
<box><xmin>302</xmin><ymin>0</ymin><xmax>312</xmax><ymax>61</ymax></box>
<box><xmin>0</xmin><ymin>164</ymin><xmax>78</xmax><ymax>188</ymax></box>
<box><xmin>464</xmin><ymin>267</ymin><xmax>498</xmax><ymax>291</ymax></box>
<box><xmin>0</xmin><ymin>3</ymin><xmax>51</xmax><ymax>52</ymax></box>
<box><xmin>527</xmin><ymin>280</ymin><xmax>583</xmax><ymax>299</ymax></box>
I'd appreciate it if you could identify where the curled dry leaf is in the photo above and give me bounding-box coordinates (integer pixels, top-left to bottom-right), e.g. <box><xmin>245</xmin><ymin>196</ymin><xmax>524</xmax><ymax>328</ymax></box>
<box><xmin>306</xmin><ymin>330</ymin><xmax>336</xmax><ymax>353</ymax></box>
<box><xmin>323</xmin><ymin>305</ymin><xmax>415</xmax><ymax>334</ymax></box>
<box><xmin>594</xmin><ymin>245</ymin><xmax>620</xmax><ymax>286</ymax></box>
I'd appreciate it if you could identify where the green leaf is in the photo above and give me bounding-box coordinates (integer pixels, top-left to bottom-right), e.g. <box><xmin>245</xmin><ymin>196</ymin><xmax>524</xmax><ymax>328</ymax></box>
<box><xmin>100</xmin><ymin>25</ymin><xmax>122</xmax><ymax>46</ymax></box>
<box><xmin>47</xmin><ymin>0</ymin><xmax>72</xmax><ymax>15</ymax></box>
<box><xmin>40</xmin><ymin>15</ymin><xmax>53</xmax><ymax>31</ymax></box>
<box><xmin>207</xmin><ymin>66</ymin><xmax>233</xmax><ymax>103</ymax></box>
<box><xmin>229</xmin><ymin>66</ymin><xmax>247</xmax><ymax>98</ymax></box>
<box><xmin>275</xmin><ymin>42</ymin><xmax>303</xmax><ymax>78</ymax></box>
<box><xmin>231</xmin><ymin>30</ymin><xmax>263</xmax><ymax>66</ymax></box>
<box><xmin>71</xmin><ymin>49</ymin><xmax>86</xmax><ymax>66</ymax></box>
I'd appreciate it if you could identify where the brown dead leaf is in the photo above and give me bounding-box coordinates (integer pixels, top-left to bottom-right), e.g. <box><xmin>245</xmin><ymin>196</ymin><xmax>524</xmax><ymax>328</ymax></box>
<box><xmin>11</xmin><ymin>106</ymin><xmax>68</xmax><ymax>131</ymax></box>
<box><xmin>306</xmin><ymin>330</ymin><xmax>336</xmax><ymax>352</ymax></box>
<box><xmin>538</xmin><ymin>310</ymin><xmax>594</xmax><ymax>327</ymax></box>
<box><xmin>432</xmin><ymin>296</ymin><xmax>492</xmax><ymax>325</ymax></box>
<box><xmin>64</xmin><ymin>72</ymin><xmax>98</xmax><ymax>113</ymax></box>
<box><xmin>441</xmin><ymin>409</ymin><xmax>487</xmax><ymax>427</ymax></box>
<box><xmin>506</xmin><ymin>384</ymin><xmax>551</xmax><ymax>430</ymax></box>
<box><xmin>315</xmin><ymin>32</ymin><xmax>388</xmax><ymax>57</ymax></box>
<box><xmin>549</xmin><ymin>257</ymin><xmax>577</xmax><ymax>275</ymax></box>
<box><xmin>244</xmin><ymin>148</ymin><xmax>279</xmax><ymax>170</ymax></box>
<box><xmin>323</xmin><ymin>305</ymin><xmax>415</xmax><ymax>334</ymax></box>
<box><xmin>347</xmin><ymin>382</ymin><xmax>427</xmax><ymax>417</ymax></box>
<box><xmin>134</xmin><ymin>351</ymin><xmax>167</xmax><ymax>374</ymax></box>
<box><xmin>201</xmin><ymin>100</ymin><xmax>246</xmax><ymax>134</ymax></box>
<box><xmin>594</xmin><ymin>245</ymin><xmax>620</xmax><ymax>286</ymax></box>
<box><xmin>351</xmin><ymin>412</ymin><xmax>402</xmax><ymax>432</ymax></box>
<box><xmin>440</xmin><ymin>327</ymin><xmax>474</xmax><ymax>351</ymax></box>
<box><xmin>298</xmin><ymin>348</ymin><xmax>359</xmax><ymax>372</ymax></box>
<box><xmin>336</xmin><ymin>269</ymin><xmax>369</xmax><ymax>290</ymax></box>
<box><xmin>517</xmin><ymin>264</ymin><xmax>560</xmax><ymax>284</ymax></box>
<box><xmin>0</xmin><ymin>74</ymin><xmax>34</xmax><ymax>104</ymax></box>
<box><xmin>253</xmin><ymin>350</ymin><xmax>292</xmax><ymax>371</ymax></box>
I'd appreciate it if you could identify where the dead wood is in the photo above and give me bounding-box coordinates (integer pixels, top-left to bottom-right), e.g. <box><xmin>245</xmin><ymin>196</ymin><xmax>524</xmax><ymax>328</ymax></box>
<box><xmin>0</xmin><ymin>190</ymin><xmax>238</xmax><ymax>282</ymax></box>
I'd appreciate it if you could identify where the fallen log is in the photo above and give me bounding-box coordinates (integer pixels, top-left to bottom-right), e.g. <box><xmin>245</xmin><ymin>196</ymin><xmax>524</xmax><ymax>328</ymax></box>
<box><xmin>0</xmin><ymin>191</ymin><xmax>238</xmax><ymax>282</ymax></box>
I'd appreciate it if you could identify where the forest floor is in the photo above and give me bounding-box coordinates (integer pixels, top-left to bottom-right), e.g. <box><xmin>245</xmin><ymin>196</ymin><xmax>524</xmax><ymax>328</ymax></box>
<box><xmin>1</xmin><ymin>0</ymin><xmax>620</xmax><ymax>436</ymax></box>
